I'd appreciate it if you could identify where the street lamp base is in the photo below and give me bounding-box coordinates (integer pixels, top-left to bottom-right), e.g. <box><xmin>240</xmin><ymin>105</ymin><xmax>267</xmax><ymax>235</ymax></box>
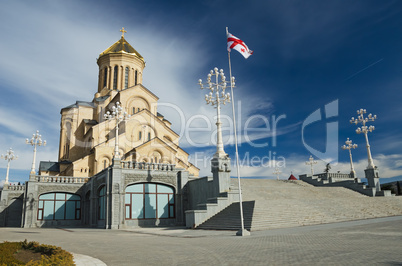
<box><xmin>236</xmin><ymin>229</ymin><xmax>251</xmax><ymax>236</ymax></box>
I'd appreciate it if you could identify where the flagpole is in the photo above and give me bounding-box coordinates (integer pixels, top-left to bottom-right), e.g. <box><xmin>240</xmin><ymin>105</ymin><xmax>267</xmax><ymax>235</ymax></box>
<box><xmin>226</xmin><ymin>27</ymin><xmax>249</xmax><ymax>236</ymax></box>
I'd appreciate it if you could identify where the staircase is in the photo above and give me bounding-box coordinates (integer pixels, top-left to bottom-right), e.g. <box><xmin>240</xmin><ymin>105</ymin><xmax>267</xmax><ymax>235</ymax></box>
<box><xmin>196</xmin><ymin>179</ymin><xmax>402</xmax><ymax>231</ymax></box>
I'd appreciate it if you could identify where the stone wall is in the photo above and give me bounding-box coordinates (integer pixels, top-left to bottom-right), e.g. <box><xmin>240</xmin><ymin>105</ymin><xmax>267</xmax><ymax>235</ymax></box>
<box><xmin>1</xmin><ymin>160</ymin><xmax>194</xmax><ymax>229</ymax></box>
<box><xmin>0</xmin><ymin>185</ymin><xmax>25</xmax><ymax>227</ymax></box>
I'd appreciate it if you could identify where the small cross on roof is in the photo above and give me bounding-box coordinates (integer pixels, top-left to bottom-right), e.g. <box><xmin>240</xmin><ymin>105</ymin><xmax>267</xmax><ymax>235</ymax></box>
<box><xmin>120</xmin><ymin>27</ymin><xmax>127</xmax><ymax>38</ymax></box>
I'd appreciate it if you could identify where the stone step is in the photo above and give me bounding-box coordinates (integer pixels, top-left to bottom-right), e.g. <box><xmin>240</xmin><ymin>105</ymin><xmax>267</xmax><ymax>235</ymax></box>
<box><xmin>196</xmin><ymin>179</ymin><xmax>402</xmax><ymax>231</ymax></box>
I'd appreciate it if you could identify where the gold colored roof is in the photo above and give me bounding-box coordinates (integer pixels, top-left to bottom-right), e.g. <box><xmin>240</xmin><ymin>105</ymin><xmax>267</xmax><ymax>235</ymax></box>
<box><xmin>99</xmin><ymin>36</ymin><xmax>144</xmax><ymax>61</ymax></box>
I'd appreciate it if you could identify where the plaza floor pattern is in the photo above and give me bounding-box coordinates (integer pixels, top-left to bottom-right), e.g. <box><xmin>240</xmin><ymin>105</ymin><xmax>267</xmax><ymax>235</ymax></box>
<box><xmin>1</xmin><ymin>216</ymin><xmax>402</xmax><ymax>265</ymax></box>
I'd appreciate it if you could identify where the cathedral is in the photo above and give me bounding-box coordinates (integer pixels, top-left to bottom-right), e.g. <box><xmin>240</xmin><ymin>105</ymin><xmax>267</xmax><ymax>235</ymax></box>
<box><xmin>41</xmin><ymin>29</ymin><xmax>198</xmax><ymax>178</ymax></box>
<box><xmin>0</xmin><ymin>29</ymin><xmax>235</xmax><ymax>229</ymax></box>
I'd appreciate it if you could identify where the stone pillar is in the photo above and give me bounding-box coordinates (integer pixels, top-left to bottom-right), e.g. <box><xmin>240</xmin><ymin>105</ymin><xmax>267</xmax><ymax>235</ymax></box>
<box><xmin>365</xmin><ymin>168</ymin><xmax>381</xmax><ymax>192</ymax></box>
<box><xmin>23</xmin><ymin>178</ymin><xmax>38</xmax><ymax>228</ymax></box>
<box><xmin>29</xmin><ymin>173</ymin><xmax>36</xmax><ymax>182</ymax></box>
<box><xmin>211</xmin><ymin>156</ymin><xmax>231</xmax><ymax>196</ymax></box>
<box><xmin>109</xmin><ymin>158</ymin><xmax>122</xmax><ymax>229</ymax></box>
<box><xmin>176</xmin><ymin>170</ymin><xmax>189</xmax><ymax>225</ymax></box>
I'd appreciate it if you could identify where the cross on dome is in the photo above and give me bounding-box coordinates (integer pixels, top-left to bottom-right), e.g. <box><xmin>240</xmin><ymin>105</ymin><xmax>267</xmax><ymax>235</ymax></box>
<box><xmin>120</xmin><ymin>27</ymin><xmax>127</xmax><ymax>38</ymax></box>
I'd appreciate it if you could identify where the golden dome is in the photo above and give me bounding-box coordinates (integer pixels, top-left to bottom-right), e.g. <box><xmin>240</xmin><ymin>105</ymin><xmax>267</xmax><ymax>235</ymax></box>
<box><xmin>99</xmin><ymin>36</ymin><xmax>144</xmax><ymax>62</ymax></box>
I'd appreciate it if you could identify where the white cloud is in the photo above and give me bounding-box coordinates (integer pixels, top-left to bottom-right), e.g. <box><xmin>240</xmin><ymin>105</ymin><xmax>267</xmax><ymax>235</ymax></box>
<box><xmin>226</xmin><ymin>153</ymin><xmax>402</xmax><ymax>180</ymax></box>
<box><xmin>0</xmin><ymin>1</ymin><xmax>212</xmax><ymax>171</ymax></box>
<box><xmin>1</xmin><ymin>2</ymin><xmax>285</xmax><ymax>176</ymax></box>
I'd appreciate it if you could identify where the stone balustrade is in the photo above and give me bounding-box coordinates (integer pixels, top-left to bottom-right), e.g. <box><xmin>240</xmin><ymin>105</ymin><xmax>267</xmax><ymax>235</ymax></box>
<box><xmin>3</xmin><ymin>184</ymin><xmax>25</xmax><ymax>191</ymax></box>
<box><xmin>121</xmin><ymin>161</ymin><xmax>176</xmax><ymax>171</ymax></box>
<box><xmin>316</xmin><ymin>173</ymin><xmax>352</xmax><ymax>180</ymax></box>
<box><xmin>34</xmin><ymin>175</ymin><xmax>89</xmax><ymax>184</ymax></box>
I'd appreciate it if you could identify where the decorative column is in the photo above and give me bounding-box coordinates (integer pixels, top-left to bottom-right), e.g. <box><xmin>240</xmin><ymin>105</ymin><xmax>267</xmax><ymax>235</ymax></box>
<box><xmin>199</xmin><ymin>68</ymin><xmax>232</xmax><ymax>193</ymax></box>
<box><xmin>273</xmin><ymin>167</ymin><xmax>282</xmax><ymax>180</ymax></box>
<box><xmin>104</xmin><ymin>101</ymin><xmax>130</xmax><ymax>160</ymax></box>
<box><xmin>341</xmin><ymin>138</ymin><xmax>357</xmax><ymax>179</ymax></box>
<box><xmin>198</xmin><ymin>67</ymin><xmax>245</xmax><ymax>234</ymax></box>
<box><xmin>199</xmin><ymin>67</ymin><xmax>231</xmax><ymax>159</ymax></box>
<box><xmin>305</xmin><ymin>155</ymin><xmax>317</xmax><ymax>176</ymax></box>
<box><xmin>26</xmin><ymin>130</ymin><xmax>46</xmax><ymax>175</ymax></box>
<box><xmin>350</xmin><ymin>109</ymin><xmax>377</xmax><ymax>169</ymax></box>
<box><xmin>350</xmin><ymin>108</ymin><xmax>380</xmax><ymax>192</ymax></box>
<box><xmin>1</xmin><ymin>148</ymin><xmax>18</xmax><ymax>185</ymax></box>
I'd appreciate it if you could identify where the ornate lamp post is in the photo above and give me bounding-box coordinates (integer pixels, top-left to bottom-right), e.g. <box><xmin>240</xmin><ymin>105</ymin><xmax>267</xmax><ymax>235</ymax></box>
<box><xmin>1</xmin><ymin>148</ymin><xmax>18</xmax><ymax>185</ymax></box>
<box><xmin>198</xmin><ymin>67</ymin><xmax>231</xmax><ymax>158</ymax></box>
<box><xmin>350</xmin><ymin>109</ymin><xmax>376</xmax><ymax>169</ymax></box>
<box><xmin>104</xmin><ymin>101</ymin><xmax>130</xmax><ymax>159</ymax></box>
<box><xmin>305</xmin><ymin>155</ymin><xmax>317</xmax><ymax>176</ymax></box>
<box><xmin>341</xmin><ymin>138</ymin><xmax>358</xmax><ymax>178</ymax></box>
<box><xmin>199</xmin><ymin>67</ymin><xmax>250</xmax><ymax>236</ymax></box>
<box><xmin>273</xmin><ymin>167</ymin><xmax>282</xmax><ymax>180</ymax></box>
<box><xmin>26</xmin><ymin>130</ymin><xmax>46</xmax><ymax>174</ymax></box>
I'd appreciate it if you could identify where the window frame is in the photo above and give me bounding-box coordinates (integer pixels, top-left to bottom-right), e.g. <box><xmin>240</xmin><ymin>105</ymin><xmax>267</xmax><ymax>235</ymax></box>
<box><xmin>37</xmin><ymin>193</ymin><xmax>81</xmax><ymax>221</ymax></box>
<box><xmin>98</xmin><ymin>186</ymin><xmax>106</xmax><ymax>220</ymax></box>
<box><xmin>125</xmin><ymin>183</ymin><xmax>175</xmax><ymax>220</ymax></box>
<box><xmin>113</xmin><ymin>66</ymin><xmax>118</xmax><ymax>90</ymax></box>
<box><xmin>103</xmin><ymin>67</ymin><xmax>108</xmax><ymax>87</ymax></box>
<box><xmin>124</xmin><ymin>67</ymin><xmax>129</xmax><ymax>89</ymax></box>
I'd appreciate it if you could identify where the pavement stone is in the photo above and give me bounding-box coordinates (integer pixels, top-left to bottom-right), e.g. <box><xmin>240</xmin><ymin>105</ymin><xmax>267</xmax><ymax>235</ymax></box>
<box><xmin>1</xmin><ymin>216</ymin><xmax>402</xmax><ymax>266</ymax></box>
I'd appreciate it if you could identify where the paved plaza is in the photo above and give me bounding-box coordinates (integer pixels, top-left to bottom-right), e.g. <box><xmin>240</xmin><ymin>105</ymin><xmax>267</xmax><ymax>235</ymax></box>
<box><xmin>1</xmin><ymin>216</ymin><xmax>402</xmax><ymax>265</ymax></box>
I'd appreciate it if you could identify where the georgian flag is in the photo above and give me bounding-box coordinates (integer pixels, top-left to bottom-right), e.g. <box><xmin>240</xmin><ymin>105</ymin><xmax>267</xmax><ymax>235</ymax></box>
<box><xmin>227</xmin><ymin>32</ymin><xmax>253</xmax><ymax>59</ymax></box>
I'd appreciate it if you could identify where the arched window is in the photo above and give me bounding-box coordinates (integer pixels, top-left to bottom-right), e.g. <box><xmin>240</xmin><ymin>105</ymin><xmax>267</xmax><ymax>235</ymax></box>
<box><xmin>103</xmin><ymin>67</ymin><xmax>108</xmax><ymax>88</ymax></box>
<box><xmin>113</xmin><ymin>66</ymin><xmax>118</xmax><ymax>90</ymax></box>
<box><xmin>98</xmin><ymin>186</ymin><xmax>106</xmax><ymax>220</ymax></box>
<box><xmin>135</xmin><ymin>70</ymin><xmax>138</xmax><ymax>85</ymax></box>
<box><xmin>132</xmin><ymin>107</ymin><xmax>135</xmax><ymax>114</ymax></box>
<box><xmin>148</xmin><ymin>132</ymin><xmax>151</xmax><ymax>141</ymax></box>
<box><xmin>37</xmin><ymin>193</ymin><xmax>81</xmax><ymax>220</ymax></box>
<box><xmin>66</xmin><ymin>143</ymin><xmax>70</xmax><ymax>158</ymax></box>
<box><xmin>138</xmin><ymin>131</ymin><xmax>142</xmax><ymax>140</ymax></box>
<box><xmin>125</xmin><ymin>183</ymin><xmax>175</xmax><ymax>219</ymax></box>
<box><xmin>124</xmin><ymin>67</ymin><xmax>129</xmax><ymax>89</ymax></box>
<box><xmin>103</xmin><ymin>159</ymin><xmax>108</xmax><ymax>169</ymax></box>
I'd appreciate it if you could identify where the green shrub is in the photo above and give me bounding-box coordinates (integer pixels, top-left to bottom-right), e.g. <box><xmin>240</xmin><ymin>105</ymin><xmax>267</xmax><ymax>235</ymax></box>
<box><xmin>0</xmin><ymin>241</ymin><xmax>24</xmax><ymax>265</ymax></box>
<box><xmin>0</xmin><ymin>240</ymin><xmax>74</xmax><ymax>266</ymax></box>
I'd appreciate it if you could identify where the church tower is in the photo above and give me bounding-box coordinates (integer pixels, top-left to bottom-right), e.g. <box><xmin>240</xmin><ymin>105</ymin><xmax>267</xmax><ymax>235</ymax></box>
<box><xmin>96</xmin><ymin>27</ymin><xmax>145</xmax><ymax>96</ymax></box>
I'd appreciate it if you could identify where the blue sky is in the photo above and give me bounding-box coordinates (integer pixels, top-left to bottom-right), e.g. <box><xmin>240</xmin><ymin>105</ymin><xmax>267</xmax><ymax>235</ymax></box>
<box><xmin>1</xmin><ymin>0</ymin><xmax>402</xmax><ymax>185</ymax></box>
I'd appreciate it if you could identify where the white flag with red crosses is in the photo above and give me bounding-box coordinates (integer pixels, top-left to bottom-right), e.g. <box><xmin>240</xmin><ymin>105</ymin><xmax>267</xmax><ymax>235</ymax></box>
<box><xmin>227</xmin><ymin>32</ymin><xmax>253</xmax><ymax>59</ymax></box>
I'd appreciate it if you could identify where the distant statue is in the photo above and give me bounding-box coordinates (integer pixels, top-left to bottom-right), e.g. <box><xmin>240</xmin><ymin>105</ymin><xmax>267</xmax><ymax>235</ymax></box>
<box><xmin>324</xmin><ymin>163</ymin><xmax>331</xmax><ymax>173</ymax></box>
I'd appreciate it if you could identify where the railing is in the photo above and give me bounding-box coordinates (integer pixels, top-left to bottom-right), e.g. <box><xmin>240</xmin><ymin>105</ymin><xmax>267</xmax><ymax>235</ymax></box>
<box><xmin>316</xmin><ymin>173</ymin><xmax>352</xmax><ymax>180</ymax></box>
<box><xmin>121</xmin><ymin>161</ymin><xmax>176</xmax><ymax>171</ymax></box>
<box><xmin>3</xmin><ymin>184</ymin><xmax>25</xmax><ymax>191</ymax></box>
<box><xmin>34</xmin><ymin>175</ymin><xmax>89</xmax><ymax>184</ymax></box>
